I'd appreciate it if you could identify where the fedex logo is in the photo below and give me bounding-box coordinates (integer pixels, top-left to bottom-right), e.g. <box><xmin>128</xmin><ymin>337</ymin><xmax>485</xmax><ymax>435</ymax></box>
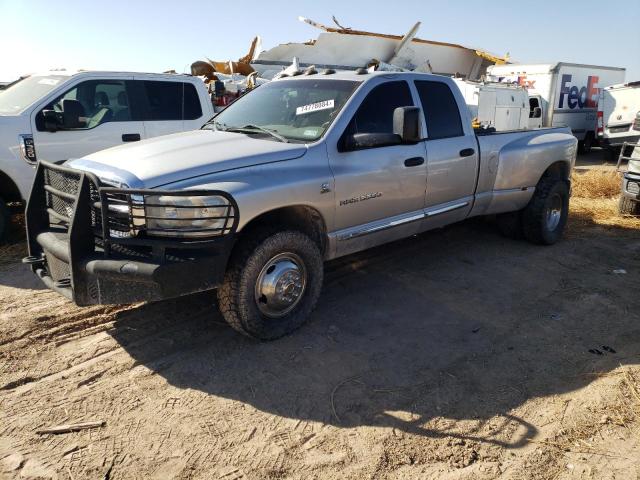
<box><xmin>516</xmin><ymin>76</ymin><xmax>536</xmax><ymax>89</ymax></box>
<box><xmin>558</xmin><ymin>74</ymin><xmax>599</xmax><ymax>109</ymax></box>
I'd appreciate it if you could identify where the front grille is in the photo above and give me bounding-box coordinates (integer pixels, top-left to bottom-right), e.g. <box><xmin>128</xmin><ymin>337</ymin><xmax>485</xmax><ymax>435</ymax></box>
<box><xmin>628</xmin><ymin>181</ymin><xmax>640</xmax><ymax>195</ymax></box>
<box><xmin>44</xmin><ymin>168</ymin><xmax>81</xmax><ymax>226</ymax></box>
<box><xmin>89</xmin><ymin>184</ymin><xmax>133</xmax><ymax>238</ymax></box>
<box><xmin>45</xmin><ymin>252</ymin><xmax>71</xmax><ymax>282</ymax></box>
<box><xmin>35</xmin><ymin>161</ymin><xmax>239</xmax><ymax>272</ymax></box>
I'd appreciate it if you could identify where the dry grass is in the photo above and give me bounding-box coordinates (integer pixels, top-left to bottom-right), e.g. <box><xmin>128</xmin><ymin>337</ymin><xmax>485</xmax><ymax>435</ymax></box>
<box><xmin>568</xmin><ymin>169</ymin><xmax>640</xmax><ymax>234</ymax></box>
<box><xmin>571</xmin><ymin>170</ymin><xmax>622</xmax><ymax>199</ymax></box>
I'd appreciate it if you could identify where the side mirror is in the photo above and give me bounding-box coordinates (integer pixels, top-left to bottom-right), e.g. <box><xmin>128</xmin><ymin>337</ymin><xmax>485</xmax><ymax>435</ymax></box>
<box><xmin>531</xmin><ymin>106</ymin><xmax>542</xmax><ymax>118</ymax></box>
<box><xmin>343</xmin><ymin>132</ymin><xmax>402</xmax><ymax>151</ymax></box>
<box><xmin>42</xmin><ymin>109</ymin><xmax>61</xmax><ymax>132</ymax></box>
<box><xmin>393</xmin><ymin>106</ymin><xmax>422</xmax><ymax>143</ymax></box>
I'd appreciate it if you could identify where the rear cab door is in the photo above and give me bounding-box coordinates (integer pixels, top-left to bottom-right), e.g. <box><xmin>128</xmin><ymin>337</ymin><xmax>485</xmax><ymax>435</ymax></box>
<box><xmin>413</xmin><ymin>77</ymin><xmax>479</xmax><ymax>229</ymax></box>
<box><xmin>133</xmin><ymin>75</ymin><xmax>209</xmax><ymax>138</ymax></box>
<box><xmin>31</xmin><ymin>73</ymin><xmax>146</xmax><ymax>163</ymax></box>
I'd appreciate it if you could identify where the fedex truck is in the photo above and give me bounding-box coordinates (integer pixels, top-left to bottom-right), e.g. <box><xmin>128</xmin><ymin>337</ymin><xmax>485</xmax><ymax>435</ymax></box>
<box><xmin>487</xmin><ymin>63</ymin><xmax>625</xmax><ymax>153</ymax></box>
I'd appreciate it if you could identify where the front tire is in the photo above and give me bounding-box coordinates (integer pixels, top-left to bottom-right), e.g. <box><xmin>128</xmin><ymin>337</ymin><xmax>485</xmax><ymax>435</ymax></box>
<box><xmin>619</xmin><ymin>196</ymin><xmax>640</xmax><ymax>216</ymax></box>
<box><xmin>522</xmin><ymin>175</ymin><xmax>570</xmax><ymax>245</ymax></box>
<box><xmin>217</xmin><ymin>230</ymin><xmax>323</xmax><ymax>340</ymax></box>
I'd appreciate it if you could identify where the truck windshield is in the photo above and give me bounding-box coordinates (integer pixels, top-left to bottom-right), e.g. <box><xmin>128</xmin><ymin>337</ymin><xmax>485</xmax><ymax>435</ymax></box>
<box><xmin>205</xmin><ymin>79</ymin><xmax>360</xmax><ymax>142</ymax></box>
<box><xmin>0</xmin><ymin>75</ymin><xmax>67</xmax><ymax>115</ymax></box>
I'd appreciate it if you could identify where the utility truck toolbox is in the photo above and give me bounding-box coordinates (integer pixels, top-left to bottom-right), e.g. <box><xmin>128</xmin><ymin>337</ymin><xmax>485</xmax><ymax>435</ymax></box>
<box><xmin>26</xmin><ymin>70</ymin><xmax>577</xmax><ymax>340</ymax></box>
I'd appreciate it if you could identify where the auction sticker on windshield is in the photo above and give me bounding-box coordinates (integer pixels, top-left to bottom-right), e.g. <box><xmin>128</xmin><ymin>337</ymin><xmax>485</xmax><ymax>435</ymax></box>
<box><xmin>296</xmin><ymin>99</ymin><xmax>334</xmax><ymax>115</ymax></box>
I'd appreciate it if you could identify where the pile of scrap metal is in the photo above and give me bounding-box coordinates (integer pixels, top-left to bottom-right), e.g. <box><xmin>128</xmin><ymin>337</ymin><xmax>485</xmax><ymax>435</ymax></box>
<box><xmin>190</xmin><ymin>36</ymin><xmax>270</xmax><ymax>111</ymax></box>
<box><xmin>192</xmin><ymin>16</ymin><xmax>509</xmax><ymax>110</ymax></box>
<box><xmin>250</xmin><ymin>16</ymin><xmax>509</xmax><ymax>81</ymax></box>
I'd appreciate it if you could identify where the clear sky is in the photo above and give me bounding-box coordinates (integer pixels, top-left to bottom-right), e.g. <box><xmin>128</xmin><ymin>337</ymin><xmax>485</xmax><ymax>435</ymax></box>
<box><xmin>1</xmin><ymin>0</ymin><xmax>638</xmax><ymax>82</ymax></box>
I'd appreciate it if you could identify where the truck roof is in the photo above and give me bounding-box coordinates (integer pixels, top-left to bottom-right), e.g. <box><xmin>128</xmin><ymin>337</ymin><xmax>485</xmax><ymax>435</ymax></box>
<box><xmin>488</xmin><ymin>62</ymin><xmax>626</xmax><ymax>74</ymax></box>
<box><xmin>604</xmin><ymin>80</ymin><xmax>640</xmax><ymax>90</ymax></box>
<box><xmin>271</xmin><ymin>69</ymin><xmax>451</xmax><ymax>83</ymax></box>
<box><xmin>25</xmin><ymin>70</ymin><xmax>199</xmax><ymax>81</ymax></box>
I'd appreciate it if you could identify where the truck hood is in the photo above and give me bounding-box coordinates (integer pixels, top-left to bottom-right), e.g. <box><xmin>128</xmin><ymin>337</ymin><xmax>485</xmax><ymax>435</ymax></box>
<box><xmin>67</xmin><ymin>129</ymin><xmax>307</xmax><ymax>188</ymax></box>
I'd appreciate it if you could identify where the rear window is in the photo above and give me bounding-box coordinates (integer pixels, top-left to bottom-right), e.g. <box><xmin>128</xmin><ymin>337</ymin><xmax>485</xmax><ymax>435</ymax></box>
<box><xmin>142</xmin><ymin>81</ymin><xmax>202</xmax><ymax>121</ymax></box>
<box><xmin>414</xmin><ymin>81</ymin><xmax>464</xmax><ymax>139</ymax></box>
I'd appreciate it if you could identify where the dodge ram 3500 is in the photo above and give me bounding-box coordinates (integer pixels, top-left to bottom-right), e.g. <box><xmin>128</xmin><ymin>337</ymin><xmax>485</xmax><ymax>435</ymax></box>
<box><xmin>25</xmin><ymin>71</ymin><xmax>577</xmax><ymax>339</ymax></box>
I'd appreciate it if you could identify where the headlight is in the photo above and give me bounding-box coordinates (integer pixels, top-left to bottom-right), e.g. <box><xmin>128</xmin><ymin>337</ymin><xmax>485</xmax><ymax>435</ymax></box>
<box><xmin>144</xmin><ymin>194</ymin><xmax>234</xmax><ymax>238</ymax></box>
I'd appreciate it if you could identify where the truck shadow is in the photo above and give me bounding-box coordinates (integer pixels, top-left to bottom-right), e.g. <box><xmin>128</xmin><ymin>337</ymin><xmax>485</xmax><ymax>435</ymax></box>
<box><xmin>108</xmin><ymin>216</ymin><xmax>640</xmax><ymax>450</ymax></box>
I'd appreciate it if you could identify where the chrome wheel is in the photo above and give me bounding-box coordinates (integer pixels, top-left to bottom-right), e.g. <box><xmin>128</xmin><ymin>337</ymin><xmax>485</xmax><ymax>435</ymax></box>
<box><xmin>254</xmin><ymin>252</ymin><xmax>307</xmax><ymax>318</ymax></box>
<box><xmin>546</xmin><ymin>193</ymin><xmax>563</xmax><ymax>231</ymax></box>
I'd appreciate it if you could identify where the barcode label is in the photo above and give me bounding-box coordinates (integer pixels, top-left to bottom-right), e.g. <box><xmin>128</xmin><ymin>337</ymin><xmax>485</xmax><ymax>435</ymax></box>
<box><xmin>296</xmin><ymin>99</ymin><xmax>335</xmax><ymax>115</ymax></box>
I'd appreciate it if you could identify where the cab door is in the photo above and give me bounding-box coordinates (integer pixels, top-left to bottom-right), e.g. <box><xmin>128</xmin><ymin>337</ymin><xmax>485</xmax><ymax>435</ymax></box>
<box><xmin>327</xmin><ymin>80</ymin><xmax>428</xmax><ymax>257</ymax></box>
<box><xmin>31</xmin><ymin>77</ymin><xmax>146</xmax><ymax>163</ymax></box>
<box><xmin>413</xmin><ymin>79</ymin><xmax>479</xmax><ymax>229</ymax></box>
<box><xmin>134</xmin><ymin>77</ymin><xmax>205</xmax><ymax>138</ymax></box>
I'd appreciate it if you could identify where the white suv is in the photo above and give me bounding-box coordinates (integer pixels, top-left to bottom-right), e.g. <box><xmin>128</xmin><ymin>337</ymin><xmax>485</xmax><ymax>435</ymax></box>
<box><xmin>0</xmin><ymin>71</ymin><xmax>214</xmax><ymax>240</ymax></box>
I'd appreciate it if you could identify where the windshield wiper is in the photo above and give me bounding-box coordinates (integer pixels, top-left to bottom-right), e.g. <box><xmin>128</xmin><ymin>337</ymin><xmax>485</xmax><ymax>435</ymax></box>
<box><xmin>225</xmin><ymin>124</ymin><xmax>289</xmax><ymax>143</ymax></box>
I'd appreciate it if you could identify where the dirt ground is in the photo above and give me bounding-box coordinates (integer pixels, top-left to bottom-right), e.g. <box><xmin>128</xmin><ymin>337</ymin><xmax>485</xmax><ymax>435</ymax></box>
<box><xmin>1</xmin><ymin>152</ymin><xmax>640</xmax><ymax>479</ymax></box>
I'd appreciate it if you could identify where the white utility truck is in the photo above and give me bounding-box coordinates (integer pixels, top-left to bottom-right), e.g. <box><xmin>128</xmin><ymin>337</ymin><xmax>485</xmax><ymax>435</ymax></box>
<box><xmin>453</xmin><ymin>79</ymin><xmax>531</xmax><ymax>131</ymax></box>
<box><xmin>597</xmin><ymin>81</ymin><xmax>640</xmax><ymax>154</ymax></box>
<box><xmin>487</xmin><ymin>63</ymin><xmax>626</xmax><ymax>153</ymax></box>
<box><xmin>0</xmin><ymin>71</ymin><xmax>215</xmax><ymax>240</ymax></box>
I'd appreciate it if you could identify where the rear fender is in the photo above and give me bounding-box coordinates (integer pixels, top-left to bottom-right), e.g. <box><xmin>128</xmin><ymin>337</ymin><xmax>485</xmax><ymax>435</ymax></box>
<box><xmin>494</xmin><ymin>132</ymin><xmax>575</xmax><ymax>191</ymax></box>
<box><xmin>472</xmin><ymin>130</ymin><xmax>576</xmax><ymax>217</ymax></box>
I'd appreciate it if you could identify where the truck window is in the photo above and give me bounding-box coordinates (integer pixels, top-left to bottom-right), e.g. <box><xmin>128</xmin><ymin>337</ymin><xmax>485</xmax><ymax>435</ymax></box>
<box><xmin>36</xmin><ymin>80</ymin><xmax>132</xmax><ymax>131</ymax></box>
<box><xmin>414</xmin><ymin>81</ymin><xmax>464</xmax><ymax>139</ymax></box>
<box><xmin>345</xmin><ymin>81</ymin><xmax>414</xmax><ymax>135</ymax></box>
<box><xmin>142</xmin><ymin>81</ymin><xmax>202</xmax><ymax>121</ymax></box>
<box><xmin>529</xmin><ymin>97</ymin><xmax>542</xmax><ymax>118</ymax></box>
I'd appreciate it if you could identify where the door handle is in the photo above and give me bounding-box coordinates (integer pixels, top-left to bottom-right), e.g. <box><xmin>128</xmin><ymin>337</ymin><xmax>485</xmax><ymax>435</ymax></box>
<box><xmin>122</xmin><ymin>133</ymin><xmax>141</xmax><ymax>142</ymax></box>
<box><xmin>459</xmin><ymin>148</ymin><xmax>475</xmax><ymax>157</ymax></box>
<box><xmin>404</xmin><ymin>157</ymin><xmax>425</xmax><ymax>167</ymax></box>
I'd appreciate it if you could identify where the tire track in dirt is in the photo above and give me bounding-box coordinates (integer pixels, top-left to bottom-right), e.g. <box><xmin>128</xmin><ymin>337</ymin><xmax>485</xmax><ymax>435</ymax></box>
<box><xmin>1</xmin><ymin>297</ymin><xmax>219</xmax><ymax>395</ymax></box>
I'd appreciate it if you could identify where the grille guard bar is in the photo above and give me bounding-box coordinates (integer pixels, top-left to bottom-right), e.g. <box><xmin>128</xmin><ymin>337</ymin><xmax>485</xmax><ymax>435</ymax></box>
<box><xmin>26</xmin><ymin>160</ymin><xmax>239</xmax><ymax>305</ymax></box>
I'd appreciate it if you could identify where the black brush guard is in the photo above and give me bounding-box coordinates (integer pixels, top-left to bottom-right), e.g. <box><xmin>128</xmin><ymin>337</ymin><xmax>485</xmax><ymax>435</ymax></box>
<box><xmin>25</xmin><ymin>161</ymin><xmax>238</xmax><ymax>305</ymax></box>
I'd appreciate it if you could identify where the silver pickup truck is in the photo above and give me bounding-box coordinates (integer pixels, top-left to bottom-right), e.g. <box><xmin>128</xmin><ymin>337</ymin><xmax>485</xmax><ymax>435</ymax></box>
<box><xmin>25</xmin><ymin>71</ymin><xmax>577</xmax><ymax>339</ymax></box>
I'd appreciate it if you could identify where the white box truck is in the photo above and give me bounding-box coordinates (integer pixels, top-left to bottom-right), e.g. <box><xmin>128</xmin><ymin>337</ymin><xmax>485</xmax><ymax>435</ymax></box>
<box><xmin>486</xmin><ymin>63</ymin><xmax>625</xmax><ymax>153</ymax></box>
<box><xmin>597</xmin><ymin>81</ymin><xmax>640</xmax><ymax>153</ymax></box>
